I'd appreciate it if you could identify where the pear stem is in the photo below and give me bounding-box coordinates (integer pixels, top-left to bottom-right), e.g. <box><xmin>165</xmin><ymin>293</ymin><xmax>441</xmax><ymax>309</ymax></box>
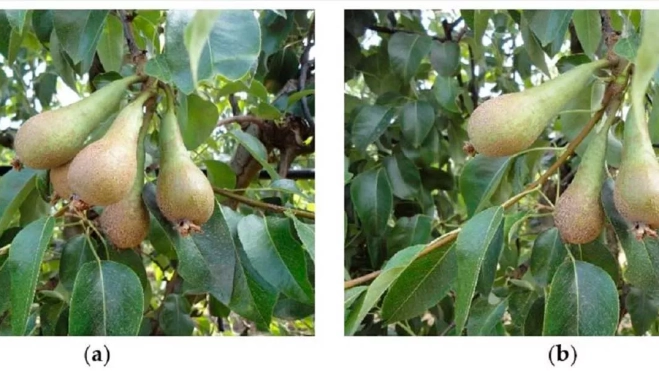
<box><xmin>212</xmin><ymin>187</ymin><xmax>314</xmax><ymax>220</ymax></box>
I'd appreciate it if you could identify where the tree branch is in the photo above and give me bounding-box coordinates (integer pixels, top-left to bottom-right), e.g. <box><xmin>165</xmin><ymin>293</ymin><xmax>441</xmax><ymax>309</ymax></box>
<box><xmin>212</xmin><ymin>187</ymin><xmax>315</xmax><ymax>220</ymax></box>
<box><xmin>118</xmin><ymin>10</ymin><xmax>141</xmax><ymax>60</ymax></box>
<box><xmin>217</xmin><ymin>115</ymin><xmax>267</xmax><ymax>129</ymax></box>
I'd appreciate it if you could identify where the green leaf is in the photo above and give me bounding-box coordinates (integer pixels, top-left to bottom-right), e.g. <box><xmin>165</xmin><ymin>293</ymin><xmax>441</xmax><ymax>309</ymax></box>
<box><xmin>386</xmin><ymin>215</ymin><xmax>432</xmax><ymax>258</ymax></box>
<box><xmin>39</xmin><ymin>301</ymin><xmax>66</xmax><ymax>336</ymax></box>
<box><xmin>146</xmin><ymin>10</ymin><xmax>260</xmax><ymax>94</ymax></box>
<box><xmin>432</xmin><ymin>75</ymin><xmax>461</xmax><ymax>113</ymax></box>
<box><xmin>18</xmin><ymin>186</ymin><xmax>49</xmax><ymax>226</ymax></box>
<box><xmin>177</xmin><ymin>93</ymin><xmax>220</xmax><ymax>150</ymax></box>
<box><xmin>345</xmin><ymin>244</ymin><xmax>425</xmax><ymax>335</ymax></box>
<box><xmin>519</xmin><ymin>15</ymin><xmax>550</xmax><ymax>76</ymax></box>
<box><xmin>454</xmin><ymin>206</ymin><xmax>504</xmax><ymax>334</ymax></box>
<box><xmin>31</xmin><ymin>10</ymin><xmax>54</xmax><ymax>45</ymax></box>
<box><xmin>350</xmin><ymin>105</ymin><xmax>396</xmax><ymax>153</ymax></box>
<box><xmin>387</xmin><ymin>32</ymin><xmax>432</xmax><ymax>81</ymax></box>
<box><xmin>613</xmin><ymin>33</ymin><xmax>641</xmax><ymax>62</ymax></box>
<box><xmin>238</xmin><ymin>215</ymin><xmax>313</xmax><ymax>303</ymax></box>
<box><xmin>229</xmin><ymin>129</ymin><xmax>279</xmax><ymax>180</ymax></box>
<box><xmin>524</xmin><ymin>297</ymin><xmax>546</xmax><ymax>335</ymax></box>
<box><xmin>400</xmin><ymin>100</ymin><xmax>435</xmax><ymax>148</ymax></box>
<box><xmin>430</xmin><ymin>41</ymin><xmax>461</xmax><ymax>77</ymax></box>
<box><xmin>381</xmin><ymin>246</ymin><xmax>456</xmax><ymax>323</ymax></box>
<box><xmin>53</xmin><ymin>10</ymin><xmax>109</xmax><ymax>71</ymax></box>
<box><xmin>602</xmin><ymin>179</ymin><xmax>659</xmax><ymax>292</ymax></box>
<box><xmin>0</xmin><ymin>169</ymin><xmax>38</xmax><ymax>237</ymax></box>
<box><xmin>543</xmin><ymin>260</ymin><xmax>619</xmax><ymax>335</ymax></box>
<box><xmin>204</xmin><ymin>160</ymin><xmax>237</xmax><ymax>200</ymax></box>
<box><xmin>344</xmin><ymin>286</ymin><xmax>367</xmax><ymax>310</ymax></box>
<box><xmin>570</xmin><ymin>236</ymin><xmax>620</xmax><ymax>284</ymax></box>
<box><xmin>361</xmin><ymin>48</ymin><xmax>402</xmax><ymax>95</ymax></box>
<box><xmin>69</xmin><ymin>261</ymin><xmax>144</xmax><ymax>336</ymax></box>
<box><xmin>8</xmin><ymin>216</ymin><xmax>55</xmax><ymax>335</ymax></box>
<box><xmin>350</xmin><ymin>168</ymin><xmax>392</xmax><ymax>237</ymax></box>
<box><xmin>184</xmin><ymin>10</ymin><xmax>221</xmax><ymax>85</ymax></box>
<box><xmin>0</xmin><ymin>260</ymin><xmax>10</xmax><ymax>315</ymax></box>
<box><xmin>289</xmin><ymin>214</ymin><xmax>315</xmax><ymax>263</ymax></box>
<box><xmin>526</xmin><ymin>10</ymin><xmax>574</xmax><ymax>47</ymax></box>
<box><xmin>529</xmin><ymin>227</ymin><xmax>567</xmax><ymax>287</ymax></box>
<box><xmin>228</xmin><ymin>244</ymin><xmax>277</xmax><ymax>331</ymax></box>
<box><xmin>35</xmin><ymin>72</ymin><xmax>58</xmax><ymax>108</ymax></box>
<box><xmin>96</xmin><ymin>14</ymin><xmax>124</xmax><ymax>72</ymax></box>
<box><xmin>59</xmin><ymin>235</ymin><xmax>96</xmax><ymax>292</ymax></box>
<box><xmin>459</xmin><ymin>155</ymin><xmax>513</xmax><ymax>217</ymax></box>
<box><xmin>572</xmin><ymin>10</ymin><xmax>602</xmax><ymax>59</ymax></box>
<box><xmin>626</xmin><ymin>287</ymin><xmax>659</xmax><ymax>335</ymax></box>
<box><xmin>5</xmin><ymin>10</ymin><xmax>28</xmax><ymax>33</ymax></box>
<box><xmin>467</xmin><ymin>297</ymin><xmax>508</xmax><ymax>335</ymax></box>
<box><xmin>630</xmin><ymin>10</ymin><xmax>659</xmax><ymax>128</ymax></box>
<box><xmin>49</xmin><ymin>31</ymin><xmax>78</xmax><ymax>91</ymax></box>
<box><xmin>260</xmin><ymin>10</ymin><xmax>294</xmax><ymax>57</ymax></box>
<box><xmin>159</xmin><ymin>294</ymin><xmax>195</xmax><ymax>336</ymax></box>
<box><xmin>383</xmin><ymin>152</ymin><xmax>422</xmax><ymax>200</ymax></box>
<box><xmin>507</xmin><ymin>287</ymin><xmax>540</xmax><ymax>335</ymax></box>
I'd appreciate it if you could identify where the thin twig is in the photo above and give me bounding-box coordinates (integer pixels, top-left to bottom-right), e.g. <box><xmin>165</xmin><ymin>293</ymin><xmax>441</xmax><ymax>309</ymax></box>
<box><xmin>212</xmin><ymin>187</ymin><xmax>315</xmax><ymax>220</ymax></box>
<box><xmin>118</xmin><ymin>10</ymin><xmax>141</xmax><ymax>59</ymax></box>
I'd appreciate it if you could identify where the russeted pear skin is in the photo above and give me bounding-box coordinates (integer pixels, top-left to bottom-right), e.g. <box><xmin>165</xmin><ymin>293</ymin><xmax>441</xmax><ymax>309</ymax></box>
<box><xmin>99</xmin><ymin>120</ymin><xmax>150</xmax><ymax>249</ymax></box>
<box><xmin>67</xmin><ymin>91</ymin><xmax>154</xmax><ymax>206</ymax></box>
<box><xmin>14</xmin><ymin>75</ymin><xmax>143</xmax><ymax>169</ymax></box>
<box><xmin>467</xmin><ymin>59</ymin><xmax>610</xmax><ymax>157</ymax></box>
<box><xmin>49</xmin><ymin>161</ymin><xmax>73</xmax><ymax>199</ymax></box>
<box><xmin>554</xmin><ymin>123</ymin><xmax>609</xmax><ymax>244</ymax></box>
<box><xmin>156</xmin><ymin>93</ymin><xmax>215</xmax><ymax>227</ymax></box>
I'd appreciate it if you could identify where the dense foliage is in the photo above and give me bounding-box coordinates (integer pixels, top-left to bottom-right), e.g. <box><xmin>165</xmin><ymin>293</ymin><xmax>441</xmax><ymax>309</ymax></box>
<box><xmin>0</xmin><ymin>9</ymin><xmax>315</xmax><ymax>336</ymax></box>
<box><xmin>344</xmin><ymin>9</ymin><xmax>659</xmax><ymax>336</ymax></box>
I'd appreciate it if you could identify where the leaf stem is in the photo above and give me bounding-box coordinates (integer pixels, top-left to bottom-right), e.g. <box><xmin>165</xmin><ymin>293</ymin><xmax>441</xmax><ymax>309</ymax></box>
<box><xmin>213</xmin><ymin>187</ymin><xmax>314</xmax><ymax>220</ymax></box>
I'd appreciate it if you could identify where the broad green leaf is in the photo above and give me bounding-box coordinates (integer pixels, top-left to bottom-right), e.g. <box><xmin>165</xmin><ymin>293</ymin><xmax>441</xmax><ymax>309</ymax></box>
<box><xmin>53</xmin><ymin>10</ymin><xmax>109</xmax><ymax>71</ymax></box>
<box><xmin>270</xmin><ymin>179</ymin><xmax>307</xmax><ymax>199</ymax></box>
<box><xmin>459</xmin><ymin>155</ymin><xmax>513</xmax><ymax>217</ymax></box>
<box><xmin>273</xmin><ymin>297</ymin><xmax>314</xmax><ymax>320</ymax></box>
<box><xmin>204</xmin><ymin>160</ymin><xmax>237</xmax><ymax>200</ymax></box>
<box><xmin>18</xmin><ymin>186</ymin><xmax>49</xmax><ymax>226</ymax></box>
<box><xmin>289</xmin><ymin>214</ymin><xmax>315</xmax><ymax>262</ymax></box>
<box><xmin>507</xmin><ymin>287</ymin><xmax>540</xmax><ymax>335</ymax></box>
<box><xmin>159</xmin><ymin>294</ymin><xmax>195</xmax><ymax>336</ymax></box>
<box><xmin>31</xmin><ymin>10</ymin><xmax>53</xmax><ymax>45</ymax></box>
<box><xmin>238</xmin><ymin>215</ymin><xmax>313</xmax><ymax>303</ymax></box>
<box><xmin>454</xmin><ymin>206</ymin><xmax>504</xmax><ymax>334</ymax></box>
<box><xmin>520</xmin><ymin>15</ymin><xmax>549</xmax><ymax>76</ymax></box>
<box><xmin>8</xmin><ymin>217</ymin><xmax>55</xmax><ymax>335</ymax></box>
<box><xmin>381</xmin><ymin>246</ymin><xmax>456</xmax><ymax>323</ymax></box>
<box><xmin>49</xmin><ymin>31</ymin><xmax>78</xmax><ymax>91</ymax></box>
<box><xmin>345</xmin><ymin>286</ymin><xmax>367</xmax><ymax>310</ymax></box>
<box><xmin>388</xmin><ymin>32</ymin><xmax>432</xmax><ymax>81</ymax></box>
<box><xmin>59</xmin><ymin>235</ymin><xmax>96</xmax><ymax>292</ymax></box>
<box><xmin>361</xmin><ymin>49</ymin><xmax>402</xmax><ymax>95</ymax></box>
<box><xmin>0</xmin><ymin>169</ymin><xmax>38</xmax><ymax>235</ymax></box>
<box><xmin>177</xmin><ymin>93</ymin><xmax>220</xmax><ymax>150</ymax></box>
<box><xmin>430</xmin><ymin>41</ymin><xmax>461</xmax><ymax>77</ymax></box>
<box><xmin>602</xmin><ymin>179</ymin><xmax>659</xmax><ymax>292</ymax></box>
<box><xmin>350</xmin><ymin>105</ymin><xmax>396</xmax><ymax>153</ymax></box>
<box><xmin>104</xmin><ymin>248</ymin><xmax>150</xmax><ymax>298</ymax></box>
<box><xmin>229</xmin><ymin>129</ymin><xmax>279</xmax><ymax>180</ymax></box>
<box><xmin>184</xmin><ymin>10</ymin><xmax>221</xmax><ymax>85</ymax></box>
<box><xmin>572</xmin><ymin>10</ymin><xmax>602</xmax><ymax>59</ymax></box>
<box><xmin>529</xmin><ymin>228</ymin><xmax>567</xmax><ymax>287</ymax></box>
<box><xmin>400</xmin><ymin>100</ymin><xmax>435</xmax><ymax>148</ymax></box>
<box><xmin>345</xmin><ymin>244</ymin><xmax>425</xmax><ymax>335</ymax></box>
<box><xmin>260</xmin><ymin>10</ymin><xmax>294</xmax><ymax>57</ymax></box>
<box><xmin>386</xmin><ymin>215</ymin><xmax>432</xmax><ymax>258</ymax></box>
<box><xmin>5</xmin><ymin>10</ymin><xmax>28</xmax><ymax>33</ymax></box>
<box><xmin>570</xmin><ymin>236</ymin><xmax>620</xmax><ymax>284</ymax></box>
<box><xmin>0</xmin><ymin>11</ymin><xmax>23</xmax><ymax>65</ymax></box>
<box><xmin>39</xmin><ymin>301</ymin><xmax>66</xmax><ymax>336</ymax></box>
<box><xmin>613</xmin><ymin>33</ymin><xmax>641</xmax><ymax>61</ymax></box>
<box><xmin>35</xmin><ymin>72</ymin><xmax>58</xmax><ymax>108</ymax></box>
<box><xmin>69</xmin><ymin>261</ymin><xmax>144</xmax><ymax>336</ymax></box>
<box><xmin>524</xmin><ymin>297</ymin><xmax>546</xmax><ymax>335</ymax></box>
<box><xmin>626</xmin><ymin>287</ymin><xmax>659</xmax><ymax>335</ymax></box>
<box><xmin>467</xmin><ymin>297</ymin><xmax>508</xmax><ymax>335</ymax></box>
<box><xmin>543</xmin><ymin>260</ymin><xmax>619</xmax><ymax>335</ymax></box>
<box><xmin>96</xmin><ymin>14</ymin><xmax>124</xmax><ymax>72</ymax></box>
<box><xmin>350</xmin><ymin>168</ymin><xmax>392</xmax><ymax>237</ymax></box>
<box><xmin>383</xmin><ymin>152</ymin><xmax>422</xmax><ymax>200</ymax></box>
<box><xmin>526</xmin><ymin>10</ymin><xmax>574</xmax><ymax>47</ymax></box>
<box><xmin>0</xmin><ymin>260</ymin><xmax>11</xmax><ymax>315</ymax></box>
<box><xmin>432</xmin><ymin>75</ymin><xmax>461</xmax><ymax>113</ymax></box>
<box><xmin>228</xmin><ymin>244</ymin><xmax>277</xmax><ymax>331</ymax></box>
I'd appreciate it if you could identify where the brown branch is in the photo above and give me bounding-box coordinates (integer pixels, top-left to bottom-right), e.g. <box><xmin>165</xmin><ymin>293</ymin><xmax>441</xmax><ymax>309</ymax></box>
<box><xmin>217</xmin><ymin>115</ymin><xmax>267</xmax><ymax>129</ymax></box>
<box><xmin>212</xmin><ymin>187</ymin><xmax>315</xmax><ymax>220</ymax></box>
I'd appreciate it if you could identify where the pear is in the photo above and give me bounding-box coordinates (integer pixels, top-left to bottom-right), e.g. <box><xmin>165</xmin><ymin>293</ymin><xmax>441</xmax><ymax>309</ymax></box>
<box><xmin>467</xmin><ymin>59</ymin><xmax>610</xmax><ymax>157</ymax></box>
<box><xmin>67</xmin><ymin>90</ymin><xmax>155</xmax><ymax>206</ymax></box>
<box><xmin>49</xmin><ymin>161</ymin><xmax>73</xmax><ymax>200</ymax></box>
<box><xmin>14</xmin><ymin>75</ymin><xmax>143</xmax><ymax>169</ymax></box>
<box><xmin>554</xmin><ymin>122</ymin><xmax>610</xmax><ymax>244</ymax></box>
<box><xmin>99</xmin><ymin>116</ymin><xmax>151</xmax><ymax>249</ymax></box>
<box><xmin>156</xmin><ymin>90</ymin><xmax>215</xmax><ymax>233</ymax></box>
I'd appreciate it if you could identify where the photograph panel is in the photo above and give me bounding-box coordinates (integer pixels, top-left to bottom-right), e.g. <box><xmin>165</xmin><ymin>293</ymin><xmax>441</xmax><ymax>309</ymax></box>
<box><xmin>0</xmin><ymin>9</ymin><xmax>315</xmax><ymax>336</ymax></box>
<box><xmin>344</xmin><ymin>9</ymin><xmax>657</xmax><ymax>336</ymax></box>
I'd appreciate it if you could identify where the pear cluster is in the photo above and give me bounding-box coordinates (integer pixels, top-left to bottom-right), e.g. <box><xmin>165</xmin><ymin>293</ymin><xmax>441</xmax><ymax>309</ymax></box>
<box><xmin>14</xmin><ymin>76</ymin><xmax>216</xmax><ymax>248</ymax></box>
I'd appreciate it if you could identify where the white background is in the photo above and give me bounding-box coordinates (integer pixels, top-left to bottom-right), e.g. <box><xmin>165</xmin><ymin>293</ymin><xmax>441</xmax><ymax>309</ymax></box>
<box><xmin>1</xmin><ymin>1</ymin><xmax>659</xmax><ymax>369</ymax></box>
